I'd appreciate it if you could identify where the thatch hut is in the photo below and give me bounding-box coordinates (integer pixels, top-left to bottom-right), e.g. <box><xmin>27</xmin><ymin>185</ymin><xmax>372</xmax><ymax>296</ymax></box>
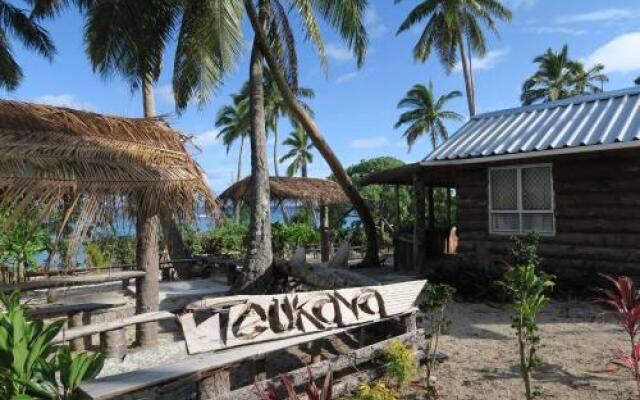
<box><xmin>220</xmin><ymin>176</ymin><xmax>348</xmax><ymax>261</ymax></box>
<box><xmin>0</xmin><ymin>99</ymin><xmax>213</xmax><ymax>346</ymax></box>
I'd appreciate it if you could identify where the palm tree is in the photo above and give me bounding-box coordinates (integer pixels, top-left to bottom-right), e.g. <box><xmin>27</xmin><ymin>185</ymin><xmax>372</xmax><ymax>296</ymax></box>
<box><xmin>215</xmin><ymin>93</ymin><xmax>249</xmax><ymax>221</ymax></box>
<box><xmin>395</xmin><ymin>82</ymin><xmax>464</xmax><ymax>151</ymax></box>
<box><xmin>263</xmin><ymin>67</ymin><xmax>315</xmax><ymax>178</ymax></box>
<box><xmin>521</xmin><ymin>45</ymin><xmax>608</xmax><ymax>105</ymax></box>
<box><xmin>77</xmin><ymin>0</ymin><xmax>243</xmax><ymax>334</ymax></box>
<box><xmin>0</xmin><ymin>1</ymin><xmax>55</xmax><ymax>90</ymax></box>
<box><xmin>395</xmin><ymin>0</ymin><xmax>512</xmax><ymax>117</ymax></box>
<box><xmin>280</xmin><ymin>122</ymin><xmax>315</xmax><ymax>177</ymax></box>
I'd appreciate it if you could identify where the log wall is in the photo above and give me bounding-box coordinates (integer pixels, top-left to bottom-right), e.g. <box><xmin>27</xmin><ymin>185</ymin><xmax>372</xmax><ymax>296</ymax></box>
<box><xmin>454</xmin><ymin>150</ymin><xmax>640</xmax><ymax>286</ymax></box>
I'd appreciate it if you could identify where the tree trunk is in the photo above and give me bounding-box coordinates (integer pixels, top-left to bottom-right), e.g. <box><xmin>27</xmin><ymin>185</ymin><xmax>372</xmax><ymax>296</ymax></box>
<box><xmin>135</xmin><ymin>209</ymin><xmax>160</xmax><ymax>348</ymax></box>
<box><xmin>233</xmin><ymin>20</ymin><xmax>273</xmax><ymax>294</ymax></box>
<box><xmin>457</xmin><ymin>31</ymin><xmax>476</xmax><ymax>117</ymax></box>
<box><xmin>243</xmin><ymin>1</ymin><xmax>380</xmax><ymax>267</ymax></box>
<box><xmin>142</xmin><ymin>74</ymin><xmax>191</xmax><ymax>279</ymax></box>
<box><xmin>301</xmin><ymin>160</ymin><xmax>307</xmax><ymax>178</ymax></box>
<box><xmin>235</xmin><ymin>135</ymin><xmax>245</xmax><ymax>223</ymax></box>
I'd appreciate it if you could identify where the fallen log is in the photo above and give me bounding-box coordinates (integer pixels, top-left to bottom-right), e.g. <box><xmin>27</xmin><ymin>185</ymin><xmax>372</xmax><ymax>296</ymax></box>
<box><xmin>273</xmin><ymin>259</ymin><xmax>379</xmax><ymax>289</ymax></box>
<box><xmin>218</xmin><ymin>329</ymin><xmax>425</xmax><ymax>400</ymax></box>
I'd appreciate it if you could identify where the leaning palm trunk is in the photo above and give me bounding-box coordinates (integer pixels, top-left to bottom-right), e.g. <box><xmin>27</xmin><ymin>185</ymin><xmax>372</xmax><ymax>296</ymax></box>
<box><xmin>457</xmin><ymin>31</ymin><xmax>476</xmax><ymax>117</ymax></box>
<box><xmin>234</xmin><ymin>32</ymin><xmax>274</xmax><ymax>293</ymax></box>
<box><xmin>244</xmin><ymin>1</ymin><xmax>380</xmax><ymax>267</ymax></box>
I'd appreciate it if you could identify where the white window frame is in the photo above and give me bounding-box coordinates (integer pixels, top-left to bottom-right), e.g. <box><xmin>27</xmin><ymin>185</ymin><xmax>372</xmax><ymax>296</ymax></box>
<box><xmin>487</xmin><ymin>163</ymin><xmax>555</xmax><ymax>236</ymax></box>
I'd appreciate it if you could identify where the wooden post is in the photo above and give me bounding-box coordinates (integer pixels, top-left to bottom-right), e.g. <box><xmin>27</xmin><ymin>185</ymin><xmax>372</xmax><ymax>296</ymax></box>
<box><xmin>254</xmin><ymin>357</ymin><xmax>267</xmax><ymax>381</ymax></box>
<box><xmin>413</xmin><ymin>176</ymin><xmax>426</xmax><ymax>271</ymax></box>
<box><xmin>68</xmin><ymin>311</ymin><xmax>87</xmax><ymax>351</ymax></box>
<box><xmin>320</xmin><ymin>204</ymin><xmax>331</xmax><ymax>263</ymax></box>
<box><xmin>428</xmin><ymin>186</ymin><xmax>435</xmax><ymax>230</ymax></box>
<box><xmin>401</xmin><ymin>312</ymin><xmax>417</xmax><ymax>333</ymax></box>
<box><xmin>199</xmin><ymin>368</ymin><xmax>231</xmax><ymax>399</ymax></box>
<box><xmin>358</xmin><ymin>326</ymin><xmax>366</xmax><ymax>347</ymax></box>
<box><xmin>100</xmin><ymin>328</ymin><xmax>127</xmax><ymax>359</ymax></box>
<box><xmin>394</xmin><ymin>185</ymin><xmax>401</xmax><ymax>232</ymax></box>
<box><xmin>135</xmin><ymin>210</ymin><xmax>160</xmax><ymax>348</ymax></box>
<box><xmin>311</xmin><ymin>340</ymin><xmax>322</xmax><ymax>363</ymax></box>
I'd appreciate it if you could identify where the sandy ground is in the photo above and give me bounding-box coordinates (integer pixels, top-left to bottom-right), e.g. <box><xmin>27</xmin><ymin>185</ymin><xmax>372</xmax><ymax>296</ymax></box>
<box><xmin>418</xmin><ymin>300</ymin><xmax>633</xmax><ymax>400</ymax></box>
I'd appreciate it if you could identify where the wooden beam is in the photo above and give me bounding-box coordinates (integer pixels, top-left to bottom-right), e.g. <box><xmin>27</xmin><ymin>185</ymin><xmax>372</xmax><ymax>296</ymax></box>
<box><xmin>52</xmin><ymin>311</ymin><xmax>175</xmax><ymax>344</ymax></box>
<box><xmin>0</xmin><ymin>271</ymin><xmax>145</xmax><ymax>293</ymax></box>
<box><xmin>220</xmin><ymin>329</ymin><xmax>425</xmax><ymax>400</ymax></box>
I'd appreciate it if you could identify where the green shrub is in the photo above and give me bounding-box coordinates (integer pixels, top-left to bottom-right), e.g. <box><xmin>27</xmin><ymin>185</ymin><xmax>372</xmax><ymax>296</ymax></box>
<box><xmin>208</xmin><ymin>220</ymin><xmax>247</xmax><ymax>254</ymax></box>
<box><xmin>272</xmin><ymin>222</ymin><xmax>319</xmax><ymax>256</ymax></box>
<box><xmin>419</xmin><ymin>283</ymin><xmax>455</xmax><ymax>387</ymax></box>
<box><xmin>84</xmin><ymin>242</ymin><xmax>111</xmax><ymax>268</ymax></box>
<box><xmin>347</xmin><ymin>381</ymin><xmax>396</xmax><ymax>400</ymax></box>
<box><xmin>384</xmin><ymin>340</ymin><xmax>417</xmax><ymax>388</ymax></box>
<box><xmin>0</xmin><ymin>291</ymin><xmax>104</xmax><ymax>399</ymax></box>
<box><xmin>497</xmin><ymin>234</ymin><xmax>554</xmax><ymax>400</ymax></box>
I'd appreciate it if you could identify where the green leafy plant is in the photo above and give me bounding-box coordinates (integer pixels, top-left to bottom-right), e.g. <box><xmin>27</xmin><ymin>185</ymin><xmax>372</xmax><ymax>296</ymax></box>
<box><xmin>347</xmin><ymin>381</ymin><xmax>396</xmax><ymax>400</ymax></box>
<box><xmin>497</xmin><ymin>234</ymin><xmax>554</xmax><ymax>400</ymax></box>
<box><xmin>419</xmin><ymin>283</ymin><xmax>455</xmax><ymax>388</ymax></box>
<box><xmin>0</xmin><ymin>208</ymin><xmax>48</xmax><ymax>282</ymax></box>
<box><xmin>208</xmin><ymin>220</ymin><xmax>248</xmax><ymax>254</ymax></box>
<box><xmin>0</xmin><ymin>291</ymin><xmax>104</xmax><ymax>399</ymax></box>
<box><xmin>272</xmin><ymin>222</ymin><xmax>319</xmax><ymax>257</ymax></box>
<box><xmin>84</xmin><ymin>242</ymin><xmax>111</xmax><ymax>268</ymax></box>
<box><xmin>384</xmin><ymin>341</ymin><xmax>417</xmax><ymax>388</ymax></box>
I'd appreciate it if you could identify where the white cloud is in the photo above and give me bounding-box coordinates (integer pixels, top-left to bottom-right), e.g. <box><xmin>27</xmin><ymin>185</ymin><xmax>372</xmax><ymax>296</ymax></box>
<box><xmin>335</xmin><ymin>72</ymin><xmax>358</xmax><ymax>84</ymax></box>
<box><xmin>350</xmin><ymin>136</ymin><xmax>389</xmax><ymax>149</ymax></box>
<box><xmin>454</xmin><ymin>49</ymin><xmax>509</xmax><ymax>73</ymax></box>
<box><xmin>525</xmin><ymin>26</ymin><xmax>585</xmax><ymax>36</ymax></box>
<box><xmin>155</xmin><ymin>84</ymin><xmax>174</xmax><ymax>106</ymax></box>
<box><xmin>33</xmin><ymin>94</ymin><xmax>96</xmax><ymax>111</ymax></box>
<box><xmin>326</xmin><ymin>43</ymin><xmax>353</xmax><ymax>62</ymax></box>
<box><xmin>555</xmin><ymin>8</ymin><xmax>634</xmax><ymax>24</ymax></box>
<box><xmin>586</xmin><ymin>32</ymin><xmax>640</xmax><ymax>73</ymax></box>
<box><xmin>193</xmin><ymin>129</ymin><xmax>219</xmax><ymax>149</ymax></box>
<box><xmin>364</xmin><ymin>7</ymin><xmax>388</xmax><ymax>39</ymax></box>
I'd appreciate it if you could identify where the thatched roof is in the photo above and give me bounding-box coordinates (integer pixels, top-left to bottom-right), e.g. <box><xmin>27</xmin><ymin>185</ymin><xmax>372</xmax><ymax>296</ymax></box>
<box><xmin>0</xmin><ymin>100</ymin><xmax>214</xmax><ymax>242</ymax></box>
<box><xmin>219</xmin><ymin>176</ymin><xmax>348</xmax><ymax>205</ymax></box>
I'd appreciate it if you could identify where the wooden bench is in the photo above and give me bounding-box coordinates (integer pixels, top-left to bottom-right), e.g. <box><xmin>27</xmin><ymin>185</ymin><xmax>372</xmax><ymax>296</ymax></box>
<box><xmin>78</xmin><ymin>311</ymin><xmax>418</xmax><ymax>400</ymax></box>
<box><xmin>29</xmin><ymin>302</ymin><xmax>125</xmax><ymax>351</ymax></box>
<box><xmin>53</xmin><ymin>311</ymin><xmax>175</xmax><ymax>359</ymax></box>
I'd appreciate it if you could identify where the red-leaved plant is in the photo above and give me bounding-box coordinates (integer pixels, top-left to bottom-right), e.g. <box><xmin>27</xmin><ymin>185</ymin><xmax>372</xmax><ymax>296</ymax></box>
<box><xmin>594</xmin><ymin>274</ymin><xmax>640</xmax><ymax>397</ymax></box>
<box><xmin>254</xmin><ymin>367</ymin><xmax>333</xmax><ymax>400</ymax></box>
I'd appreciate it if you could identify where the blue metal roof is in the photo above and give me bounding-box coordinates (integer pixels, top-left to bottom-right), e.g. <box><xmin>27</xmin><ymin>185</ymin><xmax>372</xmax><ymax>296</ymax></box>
<box><xmin>424</xmin><ymin>87</ymin><xmax>640</xmax><ymax>163</ymax></box>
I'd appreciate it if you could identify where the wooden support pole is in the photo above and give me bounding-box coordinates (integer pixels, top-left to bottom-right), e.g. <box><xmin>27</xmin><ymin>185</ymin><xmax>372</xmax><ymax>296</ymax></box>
<box><xmin>135</xmin><ymin>210</ymin><xmax>160</xmax><ymax>348</ymax></box>
<box><xmin>413</xmin><ymin>176</ymin><xmax>426</xmax><ymax>271</ymax></box>
<box><xmin>394</xmin><ymin>185</ymin><xmax>401</xmax><ymax>232</ymax></box>
<box><xmin>428</xmin><ymin>186</ymin><xmax>435</xmax><ymax>230</ymax></box>
<box><xmin>320</xmin><ymin>204</ymin><xmax>331</xmax><ymax>263</ymax></box>
<box><xmin>68</xmin><ymin>311</ymin><xmax>87</xmax><ymax>351</ymax></box>
<box><xmin>100</xmin><ymin>328</ymin><xmax>127</xmax><ymax>360</ymax></box>
<box><xmin>199</xmin><ymin>368</ymin><xmax>230</xmax><ymax>399</ymax></box>
<box><xmin>358</xmin><ymin>326</ymin><xmax>366</xmax><ymax>347</ymax></box>
<box><xmin>311</xmin><ymin>340</ymin><xmax>322</xmax><ymax>363</ymax></box>
<box><xmin>254</xmin><ymin>357</ymin><xmax>267</xmax><ymax>381</ymax></box>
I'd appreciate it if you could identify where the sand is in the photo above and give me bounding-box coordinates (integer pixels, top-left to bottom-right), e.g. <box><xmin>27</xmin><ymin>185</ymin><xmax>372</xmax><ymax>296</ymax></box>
<box><xmin>419</xmin><ymin>300</ymin><xmax>634</xmax><ymax>400</ymax></box>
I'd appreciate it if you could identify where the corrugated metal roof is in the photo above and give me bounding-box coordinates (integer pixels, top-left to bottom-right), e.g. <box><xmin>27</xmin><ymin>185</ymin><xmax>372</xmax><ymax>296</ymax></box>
<box><xmin>424</xmin><ymin>87</ymin><xmax>640</xmax><ymax>164</ymax></box>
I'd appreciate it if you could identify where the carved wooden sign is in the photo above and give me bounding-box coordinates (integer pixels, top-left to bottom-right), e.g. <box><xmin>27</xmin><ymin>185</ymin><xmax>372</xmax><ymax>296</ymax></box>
<box><xmin>178</xmin><ymin>280</ymin><xmax>426</xmax><ymax>355</ymax></box>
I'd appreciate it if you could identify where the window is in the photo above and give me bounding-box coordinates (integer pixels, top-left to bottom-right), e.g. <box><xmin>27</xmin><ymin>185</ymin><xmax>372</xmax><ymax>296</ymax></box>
<box><xmin>488</xmin><ymin>165</ymin><xmax>555</xmax><ymax>235</ymax></box>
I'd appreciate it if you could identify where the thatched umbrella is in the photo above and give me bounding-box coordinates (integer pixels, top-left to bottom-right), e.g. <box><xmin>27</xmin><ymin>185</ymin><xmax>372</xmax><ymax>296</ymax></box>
<box><xmin>0</xmin><ymin>100</ymin><xmax>213</xmax><ymax>346</ymax></box>
<box><xmin>220</xmin><ymin>176</ymin><xmax>348</xmax><ymax>262</ymax></box>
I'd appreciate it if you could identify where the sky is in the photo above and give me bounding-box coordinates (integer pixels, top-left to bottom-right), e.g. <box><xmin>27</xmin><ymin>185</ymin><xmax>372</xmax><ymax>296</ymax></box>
<box><xmin>6</xmin><ymin>0</ymin><xmax>640</xmax><ymax>193</ymax></box>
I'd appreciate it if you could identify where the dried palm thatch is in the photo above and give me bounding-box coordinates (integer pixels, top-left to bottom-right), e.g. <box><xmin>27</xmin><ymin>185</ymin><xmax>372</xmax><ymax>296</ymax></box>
<box><xmin>219</xmin><ymin>176</ymin><xmax>348</xmax><ymax>205</ymax></box>
<box><xmin>0</xmin><ymin>100</ymin><xmax>215</xmax><ymax>253</ymax></box>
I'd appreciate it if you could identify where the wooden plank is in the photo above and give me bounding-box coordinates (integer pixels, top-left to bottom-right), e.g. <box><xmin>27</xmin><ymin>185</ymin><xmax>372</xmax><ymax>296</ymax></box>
<box><xmin>218</xmin><ymin>329</ymin><xmax>425</xmax><ymax>400</ymax></box>
<box><xmin>0</xmin><ymin>271</ymin><xmax>145</xmax><ymax>293</ymax></box>
<box><xmin>78</xmin><ymin>313</ymin><xmax>415</xmax><ymax>400</ymax></box>
<box><xmin>179</xmin><ymin>281</ymin><xmax>426</xmax><ymax>354</ymax></box>
<box><xmin>52</xmin><ymin>311</ymin><xmax>175</xmax><ymax>343</ymax></box>
<box><xmin>28</xmin><ymin>302</ymin><xmax>125</xmax><ymax>319</ymax></box>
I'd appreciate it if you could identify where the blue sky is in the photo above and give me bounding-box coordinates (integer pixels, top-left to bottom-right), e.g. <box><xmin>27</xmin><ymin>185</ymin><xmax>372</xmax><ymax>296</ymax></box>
<box><xmin>6</xmin><ymin>0</ymin><xmax>640</xmax><ymax>192</ymax></box>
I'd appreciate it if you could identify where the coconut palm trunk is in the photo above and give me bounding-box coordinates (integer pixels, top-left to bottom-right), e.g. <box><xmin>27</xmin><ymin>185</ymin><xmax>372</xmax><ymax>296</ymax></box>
<box><xmin>136</xmin><ymin>73</ymin><xmax>160</xmax><ymax>347</ymax></box>
<box><xmin>244</xmin><ymin>1</ymin><xmax>380</xmax><ymax>267</ymax></box>
<box><xmin>234</xmin><ymin>22</ymin><xmax>274</xmax><ymax>293</ymax></box>
<box><xmin>235</xmin><ymin>135</ymin><xmax>244</xmax><ymax>223</ymax></box>
<box><xmin>457</xmin><ymin>31</ymin><xmax>476</xmax><ymax>117</ymax></box>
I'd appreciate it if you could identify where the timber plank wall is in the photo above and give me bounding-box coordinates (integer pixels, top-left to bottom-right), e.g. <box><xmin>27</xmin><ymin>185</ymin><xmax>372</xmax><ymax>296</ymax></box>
<box><xmin>454</xmin><ymin>149</ymin><xmax>640</xmax><ymax>285</ymax></box>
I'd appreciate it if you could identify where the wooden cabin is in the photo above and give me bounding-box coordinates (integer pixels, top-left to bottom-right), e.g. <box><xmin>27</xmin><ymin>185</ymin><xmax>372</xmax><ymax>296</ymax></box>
<box><xmin>363</xmin><ymin>88</ymin><xmax>640</xmax><ymax>286</ymax></box>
